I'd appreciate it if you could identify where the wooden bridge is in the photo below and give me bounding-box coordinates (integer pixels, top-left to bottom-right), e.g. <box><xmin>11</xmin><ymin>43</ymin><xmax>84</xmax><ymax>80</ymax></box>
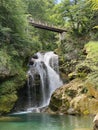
<box><xmin>29</xmin><ymin>18</ymin><xmax>67</xmax><ymax>33</ymax></box>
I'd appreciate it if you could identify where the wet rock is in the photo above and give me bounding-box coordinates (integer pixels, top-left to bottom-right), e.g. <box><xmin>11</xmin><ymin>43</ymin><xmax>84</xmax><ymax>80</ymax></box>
<box><xmin>67</xmin><ymin>108</ymin><xmax>78</xmax><ymax>115</ymax></box>
<box><xmin>29</xmin><ymin>54</ymin><xmax>38</xmax><ymax>65</ymax></box>
<box><xmin>29</xmin><ymin>60</ymin><xmax>34</xmax><ymax>65</ymax></box>
<box><xmin>32</xmin><ymin>54</ymin><xmax>38</xmax><ymax>59</ymax></box>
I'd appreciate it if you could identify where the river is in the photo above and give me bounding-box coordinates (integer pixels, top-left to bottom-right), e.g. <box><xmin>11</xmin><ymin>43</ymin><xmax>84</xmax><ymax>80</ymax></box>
<box><xmin>0</xmin><ymin>113</ymin><xmax>93</xmax><ymax>130</ymax></box>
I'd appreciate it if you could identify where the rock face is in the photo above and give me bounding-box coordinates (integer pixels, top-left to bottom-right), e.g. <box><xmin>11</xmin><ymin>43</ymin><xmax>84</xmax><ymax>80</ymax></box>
<box><xmin>48</xmin><ymin>79</ymin><xmax>98</xmax><ymax>115</ymax></box>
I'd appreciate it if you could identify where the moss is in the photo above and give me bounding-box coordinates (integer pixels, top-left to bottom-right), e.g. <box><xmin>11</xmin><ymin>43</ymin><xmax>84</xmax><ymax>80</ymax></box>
<box><xmin>80</xmin><ymin>87</ymin><xmax>88</xmax><ymax>94</ymax></box>
<box><xmin>82</xmin><ymin>41</ymin><xmax>98</xmax><ymax>71</ymax></box>
<box><xmin>68</xmin><ymin>72</ymin><xmax>78</xmax><ymax>80</ymax></box>
<box><xmin>86</xmin><ymin>72</ymin><xmax>98</xmax><ymax>89</ymax></box>
<box><xmin>51</xmin><ymin>96</ymin><xmax>62</xmax><ymax>108</ymax></box>
<box><xmin>0</xmin><ymin>81</ymin><xmax>16</xmax><ymax>95</ymax></box>
<box><xmin>77</xmin><ymin>65</ymin><xmax>92</xmax><ymax>74</ymax></box>
<box><xmin>66</xmin><ymin>89</ymin><xmax>77</xmax><ymax>98</ymax></box>
<box><xmin>72</xmin><ymin>41</ymin><xmax>98</xmax><ymax>80</ymax></box>
<box><xmin>75</xmin><ymin>41</ymin><xmax>98</xmax><ymax>87</ymax></box>
<box><xmin>62</xmin><ymin>99</ymin><xmax>70</xmax><ymax>111</ymax></box>
<box><xmin>0</xmin><ymin>71</ymin><xmax>26</xmax><ymax>114</ymax></box>
<box><xmin>49</xmin><ymin>103</ymin><xmax>59</xmax><ymax>112</ymax></box>
<box><xmin>82</xmin><ymin>110</ymin><xmax>89</xmax><ymax>115</ymax></box>
<box><xmin>0</xmin><ymin>94</ymin><xmax>17</xmax><ymax>114</ymax></box>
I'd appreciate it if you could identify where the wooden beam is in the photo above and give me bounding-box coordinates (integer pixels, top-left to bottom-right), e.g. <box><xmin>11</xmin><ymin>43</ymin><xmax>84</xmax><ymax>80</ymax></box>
<box><xmin>29</xmin><ymin>20</ymin><xmax>67</xmax><ymax>33</ymax></box>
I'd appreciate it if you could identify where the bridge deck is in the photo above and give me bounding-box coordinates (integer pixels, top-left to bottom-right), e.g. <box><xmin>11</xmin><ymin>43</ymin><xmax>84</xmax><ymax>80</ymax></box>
<box><xmin>29</xmin><ymin>19</ymin><xmax>67</xmax><ymax>33</ymax></box>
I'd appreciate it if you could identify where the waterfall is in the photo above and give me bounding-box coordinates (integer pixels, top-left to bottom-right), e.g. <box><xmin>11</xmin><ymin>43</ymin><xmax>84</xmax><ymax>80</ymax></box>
<box><xmin>27</xmin><ymin>51</ymin><xmax>63</xmax><ymax>112</ymax></box>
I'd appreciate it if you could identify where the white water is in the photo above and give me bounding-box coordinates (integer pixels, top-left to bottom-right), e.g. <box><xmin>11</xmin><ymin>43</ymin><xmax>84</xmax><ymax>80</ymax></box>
<box><xmin>27</xmin><ymin>51</ymin><xmax>63</xmax><ymax>112</ymax></box>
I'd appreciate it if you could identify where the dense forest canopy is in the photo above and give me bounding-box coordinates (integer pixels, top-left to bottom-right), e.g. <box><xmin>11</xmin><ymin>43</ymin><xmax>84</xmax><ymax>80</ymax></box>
<box><xmin>0</xmin><ymin>0</ymin><xmax>98</xmax><ymax>115</ymax></box>
<box><xmin>0</xmin><ymin>0</ymin><xmax>98</xmax><ymax>49</ymax></box>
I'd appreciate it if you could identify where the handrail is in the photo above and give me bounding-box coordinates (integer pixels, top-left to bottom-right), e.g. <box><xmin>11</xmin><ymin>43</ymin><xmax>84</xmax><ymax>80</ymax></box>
<box><xmin>29</xmin><ymin>18</ymin><xmax>67</xmax><ymax>33</ymax></box>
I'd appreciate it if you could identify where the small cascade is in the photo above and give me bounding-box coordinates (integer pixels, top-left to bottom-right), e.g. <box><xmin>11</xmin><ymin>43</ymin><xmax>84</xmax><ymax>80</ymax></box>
<box><xmin>27</xmin><ymin>51</ymin><xmax>63</xmax><ymax>112</ymax></box>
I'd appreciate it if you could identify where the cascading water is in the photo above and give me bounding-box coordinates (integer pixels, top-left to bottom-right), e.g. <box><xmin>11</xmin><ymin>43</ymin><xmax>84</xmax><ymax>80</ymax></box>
<box><xmin>27</xmin><ymin>51</ymin><xmax>63</xmax><ymax>112</ymax></box>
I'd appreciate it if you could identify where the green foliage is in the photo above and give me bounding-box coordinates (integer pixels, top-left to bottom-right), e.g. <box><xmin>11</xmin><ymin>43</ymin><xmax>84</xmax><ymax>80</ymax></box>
<box><xmin>75</xmin><ymin>41</ymin><xmax>98</xmax><ymax>88</ymax></box>
<box><xmin>27</xmin><ymin>0</ymin><xmax>59</xmax><ymax>51</ymax></box>
<box><xmin>0</xmin><ymin>49</ymin><xmax>10</xmax><ymax>68</ymax></box>
<box><xmin>88</xmin><ymin>0</ymin><xmax>98</xmax><ymax>29</ymax></box>
<box><xmin>0</xmin><ymin>46</ymin><xmax>27</xmax><ymax>114</ymax></box>
<box><xmin>84</xmin><ymin>41</ymin><xmax>98</xmax><ymax>70</ymax></box>
<box><xmin>0</xmin><ymin>81</ymin><xmax>16</xmax><ymax>95</ymax></box>
<box><xmin>0</xmin><ymin>94</ymin><xmax>17</xmax><ymax>113</ymax></box>
<box><xmin>86</xmin><ymin>72</ymin><xmax>98</xmax><ymax>89</ymax></box>
<box><xmin>0</xmin><ymin>0</ymin><xmax>29</xmax><ymax>44</ymax></box>
<box><xmin>59</xmin><ymin>0</ymin><xmax>96</xmax><ymax>36</ymax></box>
<box><xmin>89</xmin><ymin>0</ymin><xmax>98</xmax><ymax>10</ymax></box>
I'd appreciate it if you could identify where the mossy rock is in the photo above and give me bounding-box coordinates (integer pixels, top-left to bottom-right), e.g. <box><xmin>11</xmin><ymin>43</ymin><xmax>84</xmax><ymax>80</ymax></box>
<box><xmin>80</xmin><ymin>87</ymin><xmax>88</xmax><ymax>94</ymax></box>
<box><xmin>49</xmin><ymin>96</ymin><xmax>62</xmax><ymax>111</ymax></box>
<box><xmin>66</xmin><ymin>89</ymin><xmax>77</xmax><ymax>98</ymax></box>
<box><xmin>77</xmin><ymin>65</ymin><xmax>92</xmax><ymax>74</ymax></box>
<box><xmin>68</xmin><ymin>72</ymin><xmax>78</xmax><ymax>80</ymax></box>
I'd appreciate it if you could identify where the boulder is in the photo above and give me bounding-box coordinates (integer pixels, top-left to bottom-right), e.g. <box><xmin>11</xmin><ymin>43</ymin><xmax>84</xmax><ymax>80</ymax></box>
<box><xmin>48</xmin><ymin>78</ymin><xmax>98</xmax><ymax>115</ymax></box>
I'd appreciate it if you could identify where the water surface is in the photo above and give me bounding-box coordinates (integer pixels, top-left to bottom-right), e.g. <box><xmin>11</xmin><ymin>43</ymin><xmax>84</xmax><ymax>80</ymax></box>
<box><xmin>0</xmin><ymin>113</ymin><xmax>93</xmax><ymax>130</ymax></box>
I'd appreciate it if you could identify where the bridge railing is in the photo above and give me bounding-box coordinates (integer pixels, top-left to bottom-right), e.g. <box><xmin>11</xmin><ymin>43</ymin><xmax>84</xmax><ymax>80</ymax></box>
<box><xmin>29</xmin><ymin>17</ymin><xmax>63</xmax><ymax>30</ymax></box>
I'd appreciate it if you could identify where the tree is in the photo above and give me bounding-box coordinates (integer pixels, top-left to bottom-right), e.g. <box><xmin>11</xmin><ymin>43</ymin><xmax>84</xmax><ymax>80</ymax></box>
<box><xmin>89</xmin><ymin>0</ymin><xmax>98</xmax><ymax>29</ymax></box>
<box><xmin>90</xmin><ymin>0</ymin><xmax>98</xmax><ymax>10</ymax></box>
<box><xmin>0</xmin><ymin>0</ymin><xmax>28</xmax><ymax>44</ymax></box>
<box><xmin>58</xmin><ymin>0</ymin><xmax>97</xmax><ymax>36</ymax></box>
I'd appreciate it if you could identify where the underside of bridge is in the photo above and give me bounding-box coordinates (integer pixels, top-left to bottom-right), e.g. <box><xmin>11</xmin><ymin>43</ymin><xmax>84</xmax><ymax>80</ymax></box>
<box><xmin>29</xmin><ymin>19</ymin><xmax>67</xmax><ymax>33</ymax></box>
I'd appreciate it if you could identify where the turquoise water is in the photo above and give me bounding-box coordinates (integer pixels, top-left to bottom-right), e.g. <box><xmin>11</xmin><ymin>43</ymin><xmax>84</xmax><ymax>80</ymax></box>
<box><xmin>0</xmin><ymin>113</ymin><xmax>93</xmax><ymax>130</ymax></box>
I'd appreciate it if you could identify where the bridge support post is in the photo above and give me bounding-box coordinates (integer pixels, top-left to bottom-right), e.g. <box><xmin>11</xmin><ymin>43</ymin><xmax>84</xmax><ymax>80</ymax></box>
<box><xmin>59</xmin><ymin>32</ymin><xmax>66</xmax><ymax>41</ymax></box>
<box><xmin>57</xmin><ymin>32</ymin><xmax>66</xmax><ymax>51</ymax></box>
